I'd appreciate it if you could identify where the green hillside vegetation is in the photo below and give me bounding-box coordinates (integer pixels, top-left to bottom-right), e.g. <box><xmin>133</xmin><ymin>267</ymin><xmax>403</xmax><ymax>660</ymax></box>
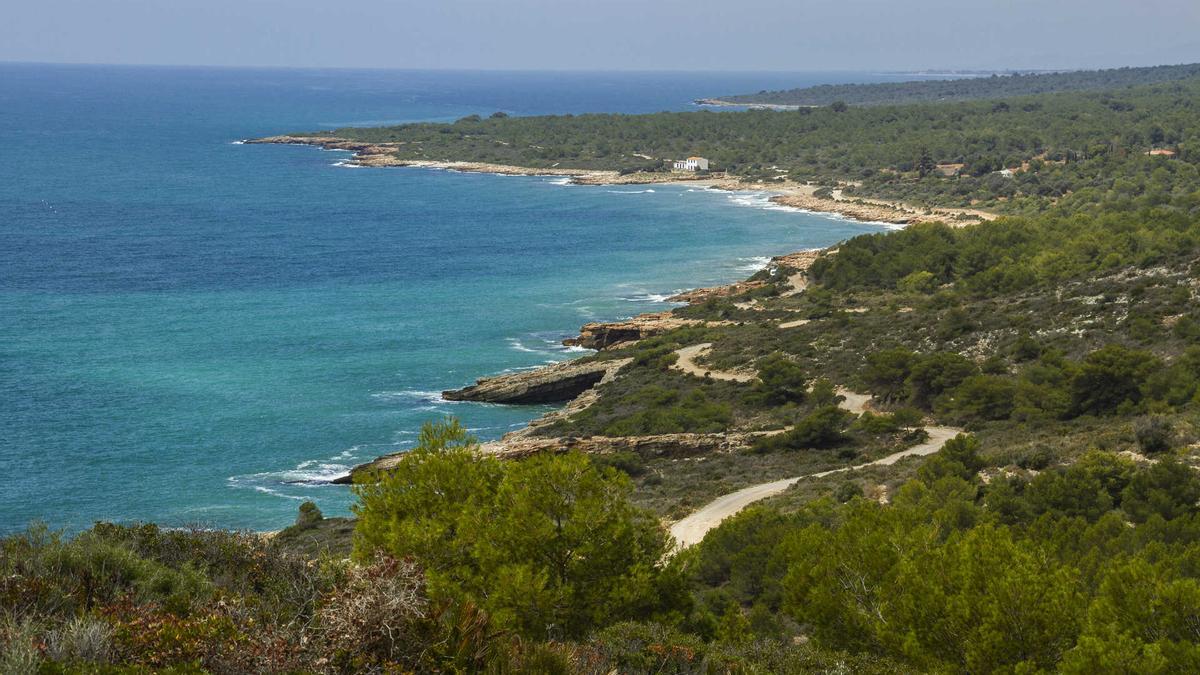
<box><xmin>6</xmin><ymin>68</ymin><xmax>1200</xmax><ymax>671</ymax></box>
<box><xmin>312</xmin><ymin>73</ymin><xmax>1200</xmax><ymax>212</ymax></box>
<box><xmin>714</xmin><ymin>62</ymin><xmax>1200</xmax><ymax>107</ymax></box>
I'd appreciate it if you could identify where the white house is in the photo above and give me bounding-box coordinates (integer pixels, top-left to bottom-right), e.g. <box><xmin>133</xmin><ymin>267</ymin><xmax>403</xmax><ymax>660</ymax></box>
<box><xmin>673</xmin><ymin>156</ymin><xmax>710</xmax><ymax>171</ymax></box>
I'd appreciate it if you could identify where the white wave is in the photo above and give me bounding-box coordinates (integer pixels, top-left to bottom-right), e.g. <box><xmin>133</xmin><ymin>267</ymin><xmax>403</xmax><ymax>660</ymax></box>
<box><xmin>332</xmin><ymin>160</ymin><xmax>361</xmax><ymax>168</ymax></box>
<box><xmin>724</xmin><ymin>191</ymin><xmax>805</xmax><ymax>213</ymax></box>
<box><xmin>607</xmin><ymin>188</ymin><xmax>656</xmax><ymax>194</ymax></box>
<box><xmin>621</xmin><ymin>292</ymin><xmax>675</xmax><ymax>303</ymax></box>
<box><xmin>735</xmin><ymin>256</ymin><xmax>773</xmax><ymax>273</ymax></box>
<box><xmin>720</xmin><ymin>190</ymin><xmax>901</xmax><ymax>229</ymax></box>
<box><xmin>252</xmin><ymin>486</ymin><xmax>308</xmax><ymax>500</ymax></box>
<box><xmin>371</xmin><ymin>389</ymin><xmax>444</xmax><ymax>403</ymax></box>
<box><xmin>229</xmin><ymin>458</ymin><xmax>353</xmax><ymax>492</ymax></box>
<box><xmin>506</xmin><ymin>337</ymin><xmax>543</xmax><ymax>353</ymax></box>
<box><xmin>546</xmin><ymin>177</ymin><xmax>573</xmax><ymax>186</ymax></box>
<box><xmin>230</xmin><ymin>140</ymin><xmax>246</xmax><ymax>145</ymax></box>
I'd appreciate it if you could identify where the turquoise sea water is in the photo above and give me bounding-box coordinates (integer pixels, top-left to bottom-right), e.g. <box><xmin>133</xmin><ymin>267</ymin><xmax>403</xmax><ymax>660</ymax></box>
<box><xmin>0</xmin><ymin>64</ymin><xmax>899</xmax><ymax>533</ymax></box>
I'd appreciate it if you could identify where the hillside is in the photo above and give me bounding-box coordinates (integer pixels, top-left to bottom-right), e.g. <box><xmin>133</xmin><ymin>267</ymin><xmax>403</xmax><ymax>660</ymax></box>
<box><xmin>274</xmin><ymin>71</ymin><xmax>1200</xmax><ymax>217</ymax></box>
<box><xmin>708</xmin><ymin>62</ymin><xmax>1200</xmax><ymax>107</ymax></box>
<box><xmin>6</xmin><ymin>68</ymin><xmax>1200</xmax><ymax>672</ymax></box>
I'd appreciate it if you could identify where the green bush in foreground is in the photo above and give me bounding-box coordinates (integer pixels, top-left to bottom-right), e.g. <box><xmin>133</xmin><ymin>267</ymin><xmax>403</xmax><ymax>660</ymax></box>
<box><xmin>353</xmin><ymin>419</ymin><xmax>687</xmax><ymax>640</ymax></box>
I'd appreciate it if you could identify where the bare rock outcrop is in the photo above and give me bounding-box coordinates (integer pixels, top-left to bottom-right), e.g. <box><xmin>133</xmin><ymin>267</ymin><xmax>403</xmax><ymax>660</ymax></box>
<box><xmin>564</xmin><ymin>312</ymin><xmax>719</xmax><ymax>350</ymax></box>
<box><xmin>442</xmin><ymin>358</ymin><xmax>626</xmax><ymax>404</ymax></box>
<box><xmin>335</xmin><ymin>430</ymin><xmax>760</xmax><ymax>483</ymax></box>
<box><xmin>668</xmin><ymin>280</ymin><xmax>768</xmax><ymax>303</ymax></box>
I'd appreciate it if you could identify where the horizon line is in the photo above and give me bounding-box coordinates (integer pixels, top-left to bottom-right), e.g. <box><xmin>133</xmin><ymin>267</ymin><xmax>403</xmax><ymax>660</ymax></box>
<box><xmin>2</xmin><ymin>58</ymin><xmax>1141</xmax><ymax>76</ymax></box>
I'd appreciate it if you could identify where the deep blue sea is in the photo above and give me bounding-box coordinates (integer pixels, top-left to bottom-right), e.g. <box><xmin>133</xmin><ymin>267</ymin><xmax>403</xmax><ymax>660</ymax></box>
<box><xmin>0</xmin><ymin>64</ymin><xmax>902</xmax><ymax>533</ymax></box>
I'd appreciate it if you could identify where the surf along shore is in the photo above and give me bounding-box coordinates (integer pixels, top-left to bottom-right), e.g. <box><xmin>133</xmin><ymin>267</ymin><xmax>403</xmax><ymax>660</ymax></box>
<box><xmin>249</xmin><ymin>135</ymin><xmax>985</xmax><ymax>518</ymax></box>
<box><xmin>248</xmin><ymin>133</ymin><xmax>984</xmax><ymax>542</ymax></box>
<box><xmin>248</xmin><ymin>135</ymin><xmax>995</xmax><ymax>227</ymax></box>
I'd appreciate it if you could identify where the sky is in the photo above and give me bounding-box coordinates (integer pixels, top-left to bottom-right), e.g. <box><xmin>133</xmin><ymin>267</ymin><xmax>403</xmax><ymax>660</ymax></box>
<box><xmin>3</xmin><ymin>0</ymin><xmax>1198</xmax><ymax>71</ymax></box>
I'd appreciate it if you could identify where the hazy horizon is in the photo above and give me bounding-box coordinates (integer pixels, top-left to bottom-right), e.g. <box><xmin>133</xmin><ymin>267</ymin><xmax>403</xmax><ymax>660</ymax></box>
<box><xmin>5</xmin><ymin>1</ymin><xmax>1197</xmax><ymax>73</ymax></box>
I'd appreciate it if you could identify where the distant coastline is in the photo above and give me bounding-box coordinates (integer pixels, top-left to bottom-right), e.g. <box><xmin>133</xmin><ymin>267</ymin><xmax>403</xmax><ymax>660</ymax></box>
<box><xmin>247</xmin><ymin>133</ymin><xmax>993</xmax><ymax>482</ymax></box>
<box><xmin>247</xmin><ymin>134</ymin><xmax>992</xmax><ymax>227</ymax></box>
<box><xmin>693</xmin><ymin>97</ymin><xmax>805</xmax><ymax>110</ymax></box>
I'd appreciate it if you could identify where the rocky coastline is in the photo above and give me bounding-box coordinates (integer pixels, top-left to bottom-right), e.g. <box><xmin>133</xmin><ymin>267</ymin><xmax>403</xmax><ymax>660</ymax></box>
<box><xmin>245</xmin><ymin>135</ymin><xmax>993</xmax><ymax>226</ymax></box>
<box><xmin>245</xmin><ymin>135</ymin><xmax>989</xmax><ymax>484</ymax></box>
<box><xmin>330</xmin><ymin>250</ymin><xmax>823</xmax><ymax>482</ymax></box>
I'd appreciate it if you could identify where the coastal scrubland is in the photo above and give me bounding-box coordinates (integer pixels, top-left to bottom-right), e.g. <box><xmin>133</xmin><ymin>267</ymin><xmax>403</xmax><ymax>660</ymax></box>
<box><xmin>305</xmin><ymin>66</ymin><xmax>1200</xmax><ymax>214</ymax></box>
<box><xmin>710</xmin><ymin>62</ymin><xmax>1200</xmax><ymax>107</ymax></box>
<box><xmin>6</xmin><ymin>67</ymin><xmax>1200</xmax><ymax>672</ymax></box>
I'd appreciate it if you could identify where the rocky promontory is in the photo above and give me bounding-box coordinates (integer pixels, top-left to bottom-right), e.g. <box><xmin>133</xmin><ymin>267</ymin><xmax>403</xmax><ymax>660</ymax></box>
<box><xmin>564</xmin><ymin>312</ymin><xmax>723</xmax><ymax>351</ymax></box>
<box><xmin>442</xmin><ymin>358</ymin><xmax>625</xmax><ymax>404</ymax></box>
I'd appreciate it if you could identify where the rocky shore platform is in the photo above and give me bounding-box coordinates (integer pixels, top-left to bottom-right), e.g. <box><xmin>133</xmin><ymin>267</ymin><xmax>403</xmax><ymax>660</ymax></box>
<box><xmin>442</xmin><ymin>358</ymin><xmax>625</xmax><ymax>404</ymax></box>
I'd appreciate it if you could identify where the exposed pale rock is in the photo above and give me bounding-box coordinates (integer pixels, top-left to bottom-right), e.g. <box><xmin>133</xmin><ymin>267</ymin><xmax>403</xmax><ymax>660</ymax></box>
<box><xmin>442</xmin><ymin>358</ymin><xmax>627</xmax><ymax>404</ymax></box>
<box><xmin>563</xmin><ymin>312</ymin><xmax>714</xmax><ymax>350</ymax></box>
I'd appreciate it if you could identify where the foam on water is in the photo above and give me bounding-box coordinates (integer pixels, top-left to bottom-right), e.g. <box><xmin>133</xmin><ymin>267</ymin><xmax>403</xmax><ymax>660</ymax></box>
<box><xmin>735</xmin><ymin>256</ymin><xmax>773</xmax><ymax>273</ymax></box>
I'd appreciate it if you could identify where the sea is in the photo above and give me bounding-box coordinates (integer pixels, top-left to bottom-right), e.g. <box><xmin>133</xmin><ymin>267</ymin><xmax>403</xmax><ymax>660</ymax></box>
<box><xmin>0</xmin><ymin>64</ymin><xmax>909</xmax><ymax>533</ymax></box>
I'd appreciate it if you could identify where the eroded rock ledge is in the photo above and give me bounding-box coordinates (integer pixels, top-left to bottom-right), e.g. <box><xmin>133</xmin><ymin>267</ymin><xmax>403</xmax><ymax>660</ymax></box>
<box><xmin>442</xmin><ymin>358</ymin><xmax>623</xmax><ymax>404</ymax></box>
<box><xmin>564</xmin><ymin>312</ymin><xmax>715</xmax><ymax>351</ymax></box>
<box><xmin>335</xmin><ymin>431</ymin><xmax>760</xmax><ymax>483</ymax></box>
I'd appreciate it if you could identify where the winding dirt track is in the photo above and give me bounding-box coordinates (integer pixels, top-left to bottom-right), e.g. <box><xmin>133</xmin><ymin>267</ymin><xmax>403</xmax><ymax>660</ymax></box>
<box><xmin>671</xmin><ymin>343</ymin><xmax>756</xmax><ymax>382</ymax></box>
<box><xmin>666</xmin><ymin>378</ymin><xmax>961</xmax><ymax>549</ymax></box>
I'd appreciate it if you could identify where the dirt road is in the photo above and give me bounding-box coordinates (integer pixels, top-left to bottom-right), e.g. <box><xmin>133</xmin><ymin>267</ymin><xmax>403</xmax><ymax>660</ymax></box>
<box><xmin>668</xmin><ymin>389</ymin><xmax>961</xmax><ymax>549</ymax></box>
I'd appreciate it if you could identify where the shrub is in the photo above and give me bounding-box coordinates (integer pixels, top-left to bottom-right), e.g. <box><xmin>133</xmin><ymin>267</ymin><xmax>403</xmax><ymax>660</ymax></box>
<box><xmin>1120</xmin><ymin>458</ymin><xmax>1200</xmax><ymax>523</ymax></box>
<box><xmin>0</xmin><ymin>617</ymin><xmax>42</xmax><ymax>675</ymax></box>
<box><xmin>1069</xmin><ymin>345</ymin><xmax>1160</xmax><ymax>416</ymax></box>
<box><xmin>906</xmin><ymin>352</ymin><xmax>978</xmax><ymax>409</ymax></box>
<box><xmin>809</xmin><ymin>378</ymin><xmax>843</xmax><ymax>406</ymax></box>
<box><xmin>936</xmin><ymin>307</ymin><xmax>976</xmax><ymax>341</ymax></box>
<box><xmin>45</xmin><ymin>615</ymin><xmax>114</xmax><ymax>665</ymax></box>
<box><xmin>751</xmin><ymin>354</ymin><xmax>808</xmax><ymax>404</ymax></box>
<box><xmin>942</xmin><ymin>374</ymin><xmax>1018</xmax><ymax>421</ymax></box>
<box><xmin>593</xmin><ymin>450</ymin><xmax>648</xmax><ymax>477</ymax></box>
<box><xmin>863</xmin><ymin>348</ymin><xmax>918</xmax><ymax>403</ymax></box>
<box><xmin>835</xmin><ymin>481</ymin><xmax>863</xmax><ymax>503</ymax></box>
<box><xmin>603</xmin><ymin>389</ymin><xmax>733</xmax><ymax>436</ymax></box>
<box><xmin>588</xmin><ymin>621</ymin><xmax>710</xmax><ymax>674</ymax></box>
<box><xmin>898</xmin><ymin>270</ymin><xmax>938</xmax><ymax>294</ymax></box>
<box><xmin>1134</xmin><ymin>417</ymin><xmax>1174</xmax><ymax>454</ymax></box>
<box><xmin>918</xmin><ymin>434</ymin><xmax>984</xmax><ymax>483</ymax></box>
<box><xmin>855</xmin><ymin>411</ymin><xmax>902</xmax><ymax>434</ymax></box>
<box><xmin>755</xmin><ymin>406</ymin><xmax>853</xmax><ymax>452</ymax></box>
<box><xmin>356</xmin><ymin>423</ymin><xmax>683</xmax><ymax>641</ymax></box>
<box><xmin>1025</xmin><ymin>467</ymin><xmax>1114</xmax><ymax>521</ymax></box>
<box><xmin>294</xmin><ymin>501</ymin><xmax>323</xmax><ymax>529</ymax></box>
<box><xmin>890</xmin><ymin>407</ymin><xmax>926</xmax><ymax>428</ymax></box>
<box><xmin>317</xmin><ymin>556</ymin><xmax>432</xmax><ymax>669</ymax></box>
